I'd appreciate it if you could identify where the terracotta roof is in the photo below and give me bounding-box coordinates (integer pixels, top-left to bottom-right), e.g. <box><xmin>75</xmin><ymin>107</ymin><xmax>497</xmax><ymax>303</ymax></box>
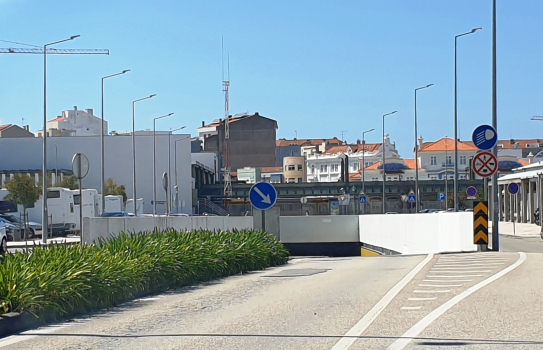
<box><xmin>419</xmin><ymin>138</ymin><xmax>478</xmax><ymax>152</ymax></box>
<box><xmin>261</xmin><ymin>166</ymin><xmax>283</xmax><ymax>173</ymax></box>
<box><xmin>324</xmin><ymin>145</ymin><xmax>351</xmax><ymax>154</ymax></box>
<box><xmin>276</xmin><ymin>139</ymin><xmax>311</xmax><ymax>147</ymax></box>
<box><xmin>403</xmin><ymin>159</ymin><xmax>421</xmax><ymax>169</ymax></box>
<box><xmin>519</xmin><ymin>159</ymin><xmax>530</xmax><ymax>166</ymax></box>
<box><xmin>497</xmin><ymin>139</ymin><xmax>543</xmax><ymax>149</ymax></box>
<box><xmin>49</xmin><ymin>116</ymin><xmax>66</xmax><ymax>123</ymax></box>
<box><xmin>0</xmin><ymin>124</ymin><xmax>13</xmax><ymax>132</ymax></box>
<box><xmin>365</xmin><ymin>161</ymin><xmax>382</xmax><ymax>170</ymax></box>
<box><xmin>349</xmin><ymin>171</ymin><xmax>361</xmax><ymax>179</ymax></box>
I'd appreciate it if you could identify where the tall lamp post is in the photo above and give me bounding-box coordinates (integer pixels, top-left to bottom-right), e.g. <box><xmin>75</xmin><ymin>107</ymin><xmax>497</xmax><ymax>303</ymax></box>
<box><xmin>42</xmin><ymin>34</ymin><xmax>80</xmax><ymax>244</ymax></box>
<box><xmin>101</xmin><ymin>69</ymin><xmax>130</xmax><ymax>215</ymax></box>
<box><xmin>168</xmin><ymin>126</ymin><xmax>186</xmax><ymax>215</ymax></box>
<box><xmin>132</xmin><ymin>94</ymin><xmax>156</xmax><ymax>215</ymax></box>
<box><xmin>362</xmin><ymin>128</ymin><xmax>374</xmax><ymax>214</ymax></box>
<box><xmin>382</xmin><ymin>111</ymin><xmax>398</xmax><ymax>214</ymax></box>
<box><xmin>445</xmin><ymin>136</ymin><xmax>449</xmax><ymax>210</ymax></box>
<box><xmin>153</xmin><ymin>113</ymin><xmax>174</xmax><ymax>216</ymax></box>
<box><xmin>414</xmin><ymin>84</ymin><xmax>433</xmax><ymax>212</ymax></box>
<box><xmin>454</xmin><ymin>27</ymin><xmax>482</xmax><ymax>212</ymax></box>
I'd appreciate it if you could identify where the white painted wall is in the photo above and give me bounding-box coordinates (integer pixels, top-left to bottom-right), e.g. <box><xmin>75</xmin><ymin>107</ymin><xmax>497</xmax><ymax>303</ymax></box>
<box><xmin>83</xmin><ymin>216</ymin><xmax>253</xmax><ymax>244</ymax></box>
<box><xmin>280</xmin><ymin>215</ymin><xmax>359</xmax><ymax>243</ymax></box>
<box><xmin>358</xmin><ymin>213</ymin><xmax>477</xmax><ymax>254</ymax></box>
<box><xmin>0</xmin><ymin>133</ymin><xmax>192</xmax><ymax>216</ymax></box>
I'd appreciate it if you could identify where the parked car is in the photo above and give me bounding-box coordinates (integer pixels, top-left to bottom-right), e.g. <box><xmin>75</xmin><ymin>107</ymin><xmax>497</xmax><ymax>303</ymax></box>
<box><xmin>0</xmin><ymin>217</ymin><xmax>16</xmax><ymax>240</ymax></box>
<box><xmin>0</xmin><ymin>214</ymin><xmax>42</xmax><ymax>239</ymax></box>
<box><xmin>101</xmin><ymin>211</ymin><xmax>130</xmax><ymax>217</ymax></box>
<box><xmin>0</xmin><ymin>221</ymin><xmax>7</xmax><ymax>254</ymax></box>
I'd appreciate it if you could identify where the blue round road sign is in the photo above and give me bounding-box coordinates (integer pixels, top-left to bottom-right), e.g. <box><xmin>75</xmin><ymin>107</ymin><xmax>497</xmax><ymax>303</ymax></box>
<box><xmin>472</xmin><ymin>124</ymin><xmax>498</xmax><ymax>151</ymax></box>
<box><xmin>249</xmin><ymin>182</ymin><xmax>278</xmax><ymax>210</ymax></box>
<box><xmin>508</xmin><ymin>183</ymin><xmax>519</xmax><ymax>195</ymax></box>
<box><xmin>466</xmin><ymin>186</ymin><xmax>478</xmax><ymax>197</ymax></box>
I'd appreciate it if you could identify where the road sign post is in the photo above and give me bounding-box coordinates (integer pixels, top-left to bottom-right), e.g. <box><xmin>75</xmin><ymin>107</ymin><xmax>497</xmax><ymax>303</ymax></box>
<box><xmin>472</xmin><ymin>151</ymin><xmax>498</xmax><ymax>178</ymax></box>
<box><xmin>249</xmin><ymin>182</ymin><xmax>278</xmax><ymax>235</ymax></box>
<box><xmin>508</xmin><ymin>183</ymin><xmax>520</xmax><ymax>236</ymax></box>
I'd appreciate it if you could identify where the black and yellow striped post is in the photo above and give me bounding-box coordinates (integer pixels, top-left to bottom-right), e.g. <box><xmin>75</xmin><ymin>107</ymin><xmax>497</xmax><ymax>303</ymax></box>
<box><xmin>474</xmin><ymin>201</ymin><xmax>489</xmax><ymax>245</ymax></box>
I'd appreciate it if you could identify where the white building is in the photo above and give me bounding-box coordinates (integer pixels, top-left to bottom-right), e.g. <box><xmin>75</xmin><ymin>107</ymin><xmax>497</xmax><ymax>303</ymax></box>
<box><xmin>38</xmin><ymin>107</ymin><xmax>107</xmax><ymax>137</ymax></box>
<box><xmin>305</xmin><ymin>135</ymin><xmax>399</xmax><ymax>183</ymax></box>
<box><xmin>0</xmin><ymin>133</ymin><xmax>192</xmax><ymax>216</ymax></box>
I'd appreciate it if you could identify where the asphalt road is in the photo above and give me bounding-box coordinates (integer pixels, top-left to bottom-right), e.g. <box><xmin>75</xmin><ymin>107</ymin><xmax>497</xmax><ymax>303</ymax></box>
<box><xmin>2</xmin><ymin>251</ymin><xmax>543</xmax><ymax>350</ymax></box>
<box><xmin>499</xmin><ymin>234</ymin><xmax>543</xmax><ymax>253</ymax></box>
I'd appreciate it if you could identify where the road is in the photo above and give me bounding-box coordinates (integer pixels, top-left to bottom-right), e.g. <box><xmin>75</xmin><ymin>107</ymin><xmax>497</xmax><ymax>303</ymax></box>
<box><xmin>1</xmin><ymin>251</ymin><xmax>543</xmax><ymax>350</ymax></box>
<box><xmin>499</xmin><ymin>234</ymin><xmax>543</xmax><ymax>253</ymax></box>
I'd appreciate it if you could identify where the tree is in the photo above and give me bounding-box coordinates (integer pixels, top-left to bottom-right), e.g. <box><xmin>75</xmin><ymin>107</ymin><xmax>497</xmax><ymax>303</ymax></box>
<box><xmin>4</xmin><ymin>174</ymin><xmax>42</xmax><ymax>238</ymax></box>
<box><xmin>105</xmin><ymin>178</ymin><xmax>127</xmax><ymax>203</ymax></box>
<box><xmin>58</xmin><ymin>175</ymin><xmax>79</xmax><ymax>190</ymax></box>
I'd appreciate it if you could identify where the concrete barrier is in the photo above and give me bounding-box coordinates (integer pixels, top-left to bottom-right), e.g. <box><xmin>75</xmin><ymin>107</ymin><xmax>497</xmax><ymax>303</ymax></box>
<box><xmin>359</xmin><ymin>212</ymin><xmax>477</xmax><ymax>255</ymax></box>
<box><xmin>83</xmin><ymin>216</ymin><xmax>253</xmax><ymax>245</ymax></box>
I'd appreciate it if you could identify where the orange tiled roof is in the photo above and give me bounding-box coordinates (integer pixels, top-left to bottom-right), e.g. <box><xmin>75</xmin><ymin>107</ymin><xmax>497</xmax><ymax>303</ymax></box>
<box><xmin>324</xmin><ymin>143</ymin><xmax>381</xmax><ymax>155</ymax></box>
<box><xmin>497</xmin><ymin>139</ymin><xmax>543</xmax><ymax>149</ymax></box>
<box><xmin>276</xmin><ymin>137</ymin><xmax>343</xmax><ymax>147</ymax></box>
<box><xmin>365</xmin><ymin>161</ymin><xmax>381</xmax><ymax>170</ymax></box>
<box><xmin>404</xmin><ymin>159</ymin><xmax>421</xmax><ymax>169</ymax></box>
<box><xmin>49</xmin><ymin>116</ymin><xmax>66</xmax><ymax>123</ymax></box>
<box><xmin>261</xmin><ymin>166</ymin><xmax>283</xmax><ymax>173</ymax></box>
<box><xmin>0</xmin><ymin>124</ymin><xmax>13</xmax><ymax>132</ymax></box>
<box><xmin>419</xmin><ymin>138</ymin><xmax>478</xmax><ymax>152</ymax></box>
<box><xmin>519</xmin><ymin>159</ymin><xmax>530</xmax><ymax>166</ymax></box>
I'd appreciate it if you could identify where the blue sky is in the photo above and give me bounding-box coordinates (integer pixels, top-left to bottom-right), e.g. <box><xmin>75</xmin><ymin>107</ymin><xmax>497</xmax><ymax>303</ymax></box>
<box><xmin>0</xmin><ymin>0</ymin><xmax>542</xmax><ymax>159</ymax></box>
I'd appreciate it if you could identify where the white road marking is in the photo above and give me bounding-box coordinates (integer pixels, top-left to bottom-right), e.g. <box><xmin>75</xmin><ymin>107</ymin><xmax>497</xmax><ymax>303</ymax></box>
<box><xmin>408</xmin><ymin>297</ymin><xmax>437</xmax><ymax>301</ymax></box>
<box><xmin>423</xmin><ymin>279</ymin><xmax>472</xmax><ymax>282</ymax></box>
<box><xmin>429</xmin><ymin>270</ymin><xmax>490</xmax><ymax>273</ymax></box>
<box><xmin>401</xmin><ymin>306</ymin><xmax>421</xmax><ymax>310</ymax></box>
<box><xmin>0</xmin><ymin>323</ymin><xmax>73</xmax><ymax>347</ymax></box>
<box><xmin>418</xmin><ymin>284</ymin><xmax>463</xmax><ymax>288</ymax></box>
<box><xmin>413</xmin><ymin>290</ymin><xmax>451</xmax><ymax>293</ymax></box>
<box><xmin>431</xmin><ymin>266</ymin><xmax>498</xmax><ymax>269</ymax></box>
<box><xmin>386</xmin><ymin>252</ymin><xmax>527</xmax><ymax>350</ymax></box>
<box><xmin>330</xmin><ymin>254</ymin><xmax>434</xmax><ymax>350</ymax></box>
<box><xmin>426</xmin><ymin>274</ymin><xmax>483</xmax><ymax>278</ymax></box>
<box><xmin>433</xmin><ymin>264</ymin><xmax>504</xmax><ymax>267</ymax></box>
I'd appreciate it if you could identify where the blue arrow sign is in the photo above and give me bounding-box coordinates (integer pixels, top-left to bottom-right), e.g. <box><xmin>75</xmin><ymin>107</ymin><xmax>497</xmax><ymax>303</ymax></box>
<box><xmin>359</xmin><ymin>196</ymin><xmax>367</xmax><ymax>204</ymax></box>
<box><xmin>408</xmin><ymin>195</ymin><xmax>416</xmax><ymax>203</ymax></box>
<box><xmin>249</xmin><ymin>182</ymin><xmax>277</xmax><ymax>210</ymax></box>
<box><xmin>472</xmin><ymin>124</ymin><xmax>498</xmax><ymax>151</ymax></box>
<box><xmin>438</xmin><ymin>193</ymin><xmax>446</xmax><ymax>201</ymax></box>
<box><xmin>508</xmin><ymin>183</ymin><xmax>519</xmax><ymax>195</ymax></box>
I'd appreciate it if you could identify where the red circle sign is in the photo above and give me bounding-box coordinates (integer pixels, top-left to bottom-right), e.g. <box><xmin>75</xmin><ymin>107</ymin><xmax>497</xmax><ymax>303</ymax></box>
<box><xmin>472</xmin><ymin>151</ymin><xmax>498</xmax><ymax>178</ymax></box>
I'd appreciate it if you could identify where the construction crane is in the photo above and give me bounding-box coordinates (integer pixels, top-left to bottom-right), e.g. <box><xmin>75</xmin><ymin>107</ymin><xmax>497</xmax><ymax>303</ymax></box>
<box><xmin>531</xmin><ymin>115</ymin><xmax>543</xmax><ymax>121</ymax></box>
<box><xmin>0</xmin><ymin>48</ymin><xmax>109</xmax><ymax>55</ymax></box>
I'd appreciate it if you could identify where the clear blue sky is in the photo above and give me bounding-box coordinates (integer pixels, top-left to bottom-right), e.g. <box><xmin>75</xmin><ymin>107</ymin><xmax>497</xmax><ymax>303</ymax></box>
<box><xmin>1</xmin><ymin>0</ymin><xmax>542</xmax><ymax>159</ymax></box>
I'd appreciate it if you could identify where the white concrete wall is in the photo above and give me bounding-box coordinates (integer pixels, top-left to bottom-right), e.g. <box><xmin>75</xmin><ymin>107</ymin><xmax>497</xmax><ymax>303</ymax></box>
<box><xmin>280</xmin><ymin>215</ymin><xmax>359</xmax><ymax>243</ymax></box>
<box><xmin>359</xmin><ymin>213</ymin><xmax>477</xmax><ymax>254</ymax></box>
<box><xmin>83</xmin><ymin>216</ymin><xmax>253</xmax><ymax>244</ymax></box>
<box><xmin>0</xmin><ymin>133</ymin><xmax>192</xmax><ymax>216</ymax></box>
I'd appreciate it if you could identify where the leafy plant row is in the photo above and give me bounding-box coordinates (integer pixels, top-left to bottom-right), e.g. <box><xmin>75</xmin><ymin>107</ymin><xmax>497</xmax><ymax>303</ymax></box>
<box><xmin>0</xmin><ymin>229</ymin><xmax>289</xmax><ymax>319</ymax></box>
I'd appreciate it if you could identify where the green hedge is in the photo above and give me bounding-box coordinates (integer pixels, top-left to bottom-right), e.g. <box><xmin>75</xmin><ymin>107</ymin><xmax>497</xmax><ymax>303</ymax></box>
<box><xmin>0</xmin><ymin>229</ymin><xmax>289</xmax><ymax>319</ymax></box>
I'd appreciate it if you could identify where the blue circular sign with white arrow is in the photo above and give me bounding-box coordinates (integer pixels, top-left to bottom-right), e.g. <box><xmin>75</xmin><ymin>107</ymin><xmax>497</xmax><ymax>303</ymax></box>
<box><xmin>472</xmin><ymin>124</ymin><xmax>498</xmax><ymax>150</ymax></box>
<box><xmin>249</xmin><ymin>182</ymin><xmax>278</xmax><ymax>210</ymax></box>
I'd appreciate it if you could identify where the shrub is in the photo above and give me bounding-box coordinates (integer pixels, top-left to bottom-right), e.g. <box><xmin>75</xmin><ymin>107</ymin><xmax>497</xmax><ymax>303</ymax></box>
<box><xmin>0</xmin><ymin>229</ymin><xmax>289</xmax><ymax>319</ymax></box>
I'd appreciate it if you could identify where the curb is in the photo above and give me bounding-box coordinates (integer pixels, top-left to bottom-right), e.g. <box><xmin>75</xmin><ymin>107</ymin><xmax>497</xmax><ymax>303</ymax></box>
<box><xmin>0</xmin><ymin>312</ymin><xmax>46</xmax><ymax>338</ymax></box>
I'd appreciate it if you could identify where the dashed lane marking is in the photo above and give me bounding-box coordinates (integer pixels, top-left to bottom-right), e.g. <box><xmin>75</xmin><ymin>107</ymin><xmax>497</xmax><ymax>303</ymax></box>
<box><xmin>423</xmin><ymin>279</ymin><xmax>472</xmax><ymax>282</ymax></box>
<box><xmin>401</xmin><ymin>306</ymin><xmax>421</xmax><ymax>310</ymax></box>
<box><xmin>426</xmin><ymin>274</ymin><xmax>483</xmax><ymax>278</ymax></box>
<box><xmin>418</xmin><ymin>284</ymin><xmax>463</xmax><ymax>288</ymax></box>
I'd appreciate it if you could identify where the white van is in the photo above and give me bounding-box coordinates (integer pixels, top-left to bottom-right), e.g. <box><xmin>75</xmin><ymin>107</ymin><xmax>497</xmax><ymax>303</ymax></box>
<box><xmin>104</xmin><ymin>195</ymin><xmax>124</xmax><ymax>213</ymax></box>
<box><xmin>26</xmin><ymin>187</ymin><xmax>76</xmax><ymax>235</ymax></box>
<box><xmin>72</xmin><ymin>189</ymin><xmax>101</xmax><ymax>232</ymax></box>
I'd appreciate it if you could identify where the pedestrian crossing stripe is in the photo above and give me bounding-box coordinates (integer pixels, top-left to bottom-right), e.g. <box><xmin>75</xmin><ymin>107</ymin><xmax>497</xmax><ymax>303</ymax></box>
<box><xmin>473</xmin><ymin>201</ymin><xmax>489</xmax><ymax>245</ymax></box>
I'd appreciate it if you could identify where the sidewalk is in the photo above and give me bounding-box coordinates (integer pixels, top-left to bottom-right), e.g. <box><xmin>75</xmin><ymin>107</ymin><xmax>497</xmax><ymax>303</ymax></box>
<box><xmin>489</xmin><ymin>221</ymin><xmax>541</xmax><ymax>237</ymax></box>
<box><xmin>7</xmin><ymin>236</ymin><xmax>80</xmax><ymax>249</ymax></box>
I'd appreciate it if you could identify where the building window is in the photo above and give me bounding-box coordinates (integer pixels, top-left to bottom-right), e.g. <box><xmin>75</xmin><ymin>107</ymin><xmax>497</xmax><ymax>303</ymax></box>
<box><xmin>298</xmin><ymin>178</ymin><xmax>302</xmax><ymax>183</ymax></box>
<box><xmin>446</xmin><ymin>156</ymin><xmax>452</xmax><ymax>165</ymax></box>
<box><xmin>353</xmin><ymin>163</ymin><xmax>359</xmax><ymax>171</ymax></box>
<box><xmin>311</xmin><ymin>165</ymin><xmax>315</xmax><ymax>174</ymax></box>
<box><xmin>324</xmin><ymin>164</ymin><xmax>328</xmax><ymax>172</ymax></box>
<box><xmin>460</xmin><ymin>156</ymin><xmax>466</xmax><ymax>165</ymax></box>
<box><xmin>297</xmin><ymin>164</ymin><xmax>303</xmax><ymax>171</ymax></box>
<box><xmin>431</xmin><ymin>156</ymin><xmax>437</xmax><ymax>165</ymax></box>
<box><xmin>288</xmin><ymin>165</ymin><xmax>296</xmax><ymax>171</ymax></box>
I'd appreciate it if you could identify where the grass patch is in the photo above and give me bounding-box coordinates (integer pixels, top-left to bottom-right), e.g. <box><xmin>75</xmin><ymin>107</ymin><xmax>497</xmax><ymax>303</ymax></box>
<box><xmin>0</xmin><ymin>229</ymin><xmax>289</xmax><ymax>319</ymax></box>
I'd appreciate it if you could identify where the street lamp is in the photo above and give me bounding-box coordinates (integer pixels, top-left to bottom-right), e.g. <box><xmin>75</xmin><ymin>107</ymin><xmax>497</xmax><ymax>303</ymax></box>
<box><xmin>382</xmin><ymin>111</ymin><xmax>397</xmax><ymax>214</ymax></box>
<box><xmin>444</xmin><ymin>136</ymin><xmax>449</xmax><ymax>210</ymax></box>
<box><xmin>414</xmin><ymin>83</ymin><xmax>433</xmax><ymax>212</ymax></box>
<box><xmin>454</xmin><ymin>27</ymin><xmax>481</xmax><ymax>212</ymax></box>
<box><xmin>168</xmin><ymin>126</ymin><xmax>186</xmax><ymax>215</ymax></box>
<box><xmin>101</xmin><ymin>69</ymin><xmax>130</xmax><ymax>215</ymax></box>
<box><xmin>42</xmin><ymin>34</ymin><xmax>80</xmax><ymax>244</ymax></box>
<box><xmin>132</xmin><ymin>94</ymin><xmax>156</xmax><ymax>215</ymax></box>
<box><xmin>153</xmin><ymin>113</ymin><xmax>174</xmax><ymax>216</ymax></box>
<box><xmin>362</xmin><ymin>128</ymin><xmax>374</xmax><ymax>214</ymax></box>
